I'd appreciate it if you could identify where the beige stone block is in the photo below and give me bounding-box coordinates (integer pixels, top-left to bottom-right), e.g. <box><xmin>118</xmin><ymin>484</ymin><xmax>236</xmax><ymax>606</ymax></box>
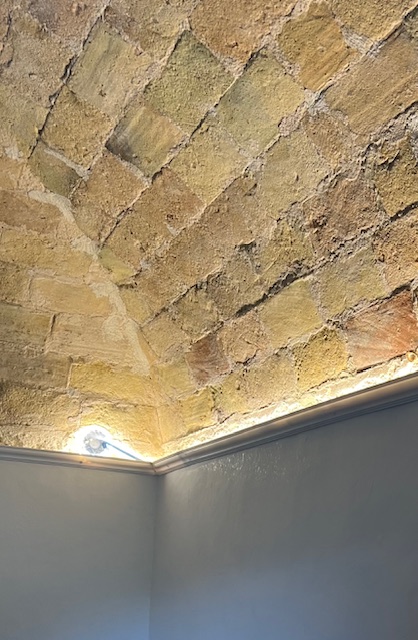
<box><xmin>278</xmin><ymin>3</ymin><xmax>355</xmax><ymax>91</ymax></box>
<box><xmin>142</xmin><ymin>312</ymin><xmax>188</xmax><ymax>360</ymax></box>
<box><xmin>31</xmin><ymin>278</ymin><xmax>112</xmax><ymax>316</ymax></box>
<box><xmin>0</xmin><ymin>191</ymin><xmax>62</xmax><ymax>235</ymax></box>
<box><xmin>170</xmin><ymin>118</ymin><xmax>246</xmax><ymax>204</ymax></box>
<box><xmin>69</xmin><ymin>22</ymin><xmax>151</xmax><ymax>117</ymax></box>
<box><xmin>373</xmin><ymin>211</ymin><xmax>418</xmax><ymax>288</ymax></box>
<box><xmin>0</xmin><ymin>302</ymin><xmax>51</xmax><ymax>346</ymax></box>
<box><xmin>179</xmin><ymin>387</ymin><xmax>215</xmax><ymax>434</ymax></box>
<box><xmin>318</xmin><ymin>248</ymin><xmax>387</xmax><ymax>317</ymax></box>
<box><xmin>331</xmin><ymin>0</ymin><xmax>417</xmax><ymax>39</ymax></box>
<box><xmin>305</xmin><ymin>174</ymin><xmax>381</xmax><ymax>256</ymax></box>
<box><xmin>130</xmin><ymin>261</ymin><xmax>186</xmax><ymax>317</ymax></box>
<box><xmin>0</xmin><ymin>343</ymin><xmax>70</xmax><ymax>389</ymax></box>
<box><xmin>191</xmin><ymin>0</ymin><xmax>296</xmax><ymax>62</ymax></box>
<box><xmin>70</xmin><ymin>361</ymin><xmax>159</xmax><ymax>404</ymax></box>
<box><xmin>259</xmin><ymin>279</ymin><xmax>322</xmax><ymax>348</ymax></box>
<box><xmin>185</xmin><ymin>334</ymin><xmax>230</xmax><ymax>385</ymax></box>
<box><xmin>43</xmin><ymin>87</ymin><xmax>113</xmax><ymax>167</ymax></box>
<box><xmin>302</xmin><ymin>109</ymin><xmax>359</xmax><ymax>170</ymax></box>
<box><xmin>259</xmin><ymin>129</ymin><xmax>328</xmax><ymax>216</ymax></box>
<box><xmin>294</xmin><ymin>329</ymin><xmax>348</xmax><ymax>391</ymax></box>
<box><xmin>217</xmin><ymin>51</ymin><xmax>304</xmax><ymax>155</ymax></box>
<box><xmin>119</xmin><ymin>286</ymin><xmax>154</xmax><ymax>326</ymax></box>
<box><xmin>0</xmin><ymin>382</ymin><xmax>80</xmax><ymax>428</ymax></box>
<box><xmin>326</xmin><ymin>33</ymin><xmax>418</xmax><ymax>136</ymax></box>
<box><xmin>171</xmin><ymin>285</ymin><xmax>220</xmax><ymax>340</ymax></box>
<box><xmin>219</xmin><ymin>311</ymin><xmax>269</xmax><ymax>365</ymax></box>
<box><xmin>0</xmin><ymin>156</ymin><xmax>23</xmax><ymax>190</ymax></box>
<box><xmin>0</xmin><ymin>82</ymin><xmax>48</xmax><ymax>157</ymax></box>
<box><xmin>28</xmin><ymin>0</ymin><xmax>107</xmax><ymax>45</ymax></box>
<box><xmin>98</xmin><ymin>247</ymin><xmax>136</xmax><ymax>284</ymax></box>
<box><xmin>157</xmin><ymin>402</ymin><xmax>187</xmax><ymax>444</ymax></box>
<box><xmin>28</xmin><ymin>141</ymin><xmax>80</xmax><ymax>197</ymax></box>
<box><xmin>107</xmin><ymin>100</ymin><xmax>184</xmax><ymax>177</ymax></box>
<box><xmin>256</xmin><ymin>220</ymin><xmax>315</xmax><ymax>289</ymax></box>
<box><xmin>0</xmin><ymin>425</ymin><xmax>70</xmax><ymax>452</ymax></box>
<box><xmin>373</xmin><ymin>138</ymin><xmax>418</xmax><ymax>217</ymax></box>
<box><xmin>0</xmin><ymin>262</ymin><xmax>30</xmax><ymax>305</ymax></box>
<box><xmin>106</xmin><ymin>169</ymin><xmax>202</xmax><ymax>266</ymax></box>
<box><xmin>346</xmin><ymin>291</ymin><xmax>418</xmax><ymax>370</ymax></box>
<box><xmin>155</xmin><ymin>357</ymin><xmax>196</xmax><ymax>400</ymax></box>
<box><xmin>0</xmin><ymin>228</ymin><xmax>92</xmax><ymax>278</ymax></box>
<box><xmin>146</xmin><ymin>31</ymin><xmax>232</xmax><ymax>134</ymax></box>
<box><xmin>218</xmin><ymin>353</ymin><xmax>296</xmax><ymax>416</ymax></box>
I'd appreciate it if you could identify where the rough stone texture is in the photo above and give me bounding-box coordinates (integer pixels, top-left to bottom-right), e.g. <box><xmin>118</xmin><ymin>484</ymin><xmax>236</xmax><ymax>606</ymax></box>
<box><xmin>29</xmin><ymin>142</ymin><xmax>80</xmax><ymax>197</ymax></box>
<box><xmin>331</xmin><ymin>0</ymin><xmax>418</xmax><ymax>39</ymax></box>
<box><xmin>0</xmin><ymin>190</ymin><xmax>61</xmax><ymax>234</ymax></box>
<box><xmin>278</xmin><ymin>3</ymin><xmax>355</xmax><ymax>91</ymax></box>
<box><xmin>346</xmin><ymin>291</ymin><xmax>418</xmax><ymax>370</ymax></box>
<box><xmin>0</xmin><ymin>344</ymin><xmax>70</xmax><ymax>390</ymax></box>
<box><xmin>27</xmin><ymin>0</ymin><xmax>107</xmax><ymax>46</ymax></box>
<box><xmin>373</xmin><ymin>210</ymin><xmax>418</xmax><ymax>288</ymax></box>
<box><xmin>293</xmin><ymin>329</ymin><xmax>348</xmax><ymax>392</ymax></box>
<box><xmin>179</xmin><ymin>387</ymin><xmax>215</xmax><ymax>434</ymax></box>
<box><xmin>302</xmin><ymin>108</ymin><xmax>360</xmax><ymax>170</ymax></box>
<box><xmin>146</xmin><ymin>31</ymin><xmax>232</xmax><ymax>134</ymax></box>
<box><xmin>259</xmin><ymin>280</ymin><xmax>323</xmax><ymax>348</ymax></box>
<box><xmin>31</xmin><ymin>278</ymin><xmax>112</xmax><ymax>316</ymax></box>
<box><xmin>170</xmin><ymin>285</ymin><xmax>220</xmax><ymax>340</ymax></box>
<box><xmin>218</xmin><ymin>312</ymin><xmax>269</xmax><ymax>366</ymax></box>
<box><xmin>185</xmin><ymin>334</ymin><xmax>230</xmax><ymax>385</ymax></box>
<box><xmin>0</xmin><ymin>262</ymin><xmax>30</xmax><ymax>305</ymax></box>
<box><xmin>373</xmin><ymin>137</ymin><xmax>418</xmax><ymax>217</ymax></box>
<box><xmin>318</xmin><ymin>248</ymin><xmax>387</xmax><ymax>317</ymax></box>
<box><xmin>107</xmin><ymin>100</ymin><xmax>184</xmax><ymax>177</ymax></box>
<box><xmin>0</xmin><ymin>302</ymin><xmax>51</xmax><ymax>346</ymax></box>
<box><xmin>217</xmin><ymin>51</ymin><xmax>304</xmax><ymax>154</ymax></box>
<box><xmin>142</xmin><ymin>312</ymin><xmax>188</xmax><ymax>361</ymax></box>
<box><xmin>155</xmin><ymin>357</ymin><xmax>196</xmax><ymax>400</ymax></box>
<box><xmin>0</xmin><ymin>382</ymin><xmax>79</xmax><ymax>429</ymax></box>
<box><xmin>0</xmin><ymin>82</ymin><xmax>47</xmax><ymax>157</ymax></box>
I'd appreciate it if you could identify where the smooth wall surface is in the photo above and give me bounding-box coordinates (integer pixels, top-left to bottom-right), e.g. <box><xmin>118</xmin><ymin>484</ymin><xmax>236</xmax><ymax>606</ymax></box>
<box><xmin>151</xmin><ymin>400</ymin><xmax>418</xmax><ymax>640</ymax></box>
<box><xmin>0</xmin><ymin>462</ymin><xmax>156</xmax><ymax>640</ymax></box>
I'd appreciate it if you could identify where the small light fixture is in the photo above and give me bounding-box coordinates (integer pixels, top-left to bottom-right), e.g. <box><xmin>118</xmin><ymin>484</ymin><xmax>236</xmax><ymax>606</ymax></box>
<box><xmin>66</xmin><ymin>425</ymin><xmax>142</xmax><ymax>460</ymax></box>
<box><xmin>83</xmin><ymin>428</ymin><xmax>140</xmax><ymax>460</ymax></box>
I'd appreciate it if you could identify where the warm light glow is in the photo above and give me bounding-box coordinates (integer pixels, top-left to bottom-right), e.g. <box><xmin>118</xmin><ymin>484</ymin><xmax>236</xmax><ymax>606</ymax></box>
<box><xmin>64</xmin><ymin>425</ymin><xmax>147</xmax><ymax>461</ymax></box>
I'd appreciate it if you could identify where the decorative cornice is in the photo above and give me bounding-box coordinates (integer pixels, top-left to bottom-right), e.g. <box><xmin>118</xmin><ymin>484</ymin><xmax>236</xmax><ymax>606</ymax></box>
<box><xmin>1</xmin><ymin>373</ymin><xmax>418</xmax><ymax>476</ymax></box>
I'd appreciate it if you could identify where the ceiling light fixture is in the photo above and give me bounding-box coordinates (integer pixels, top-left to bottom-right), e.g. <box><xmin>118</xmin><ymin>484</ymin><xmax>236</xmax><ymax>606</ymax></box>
<box><xmin>83</xmin><ymin>428</ymin><xmax>140</xmax><ymax>460</ymax></box>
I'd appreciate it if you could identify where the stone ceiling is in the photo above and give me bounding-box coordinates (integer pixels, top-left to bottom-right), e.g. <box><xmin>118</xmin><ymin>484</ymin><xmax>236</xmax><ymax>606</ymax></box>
<box><xmin>1</xmin><ymin>0</ymin><xmax>418</xmax><ymax>461</ymax></box>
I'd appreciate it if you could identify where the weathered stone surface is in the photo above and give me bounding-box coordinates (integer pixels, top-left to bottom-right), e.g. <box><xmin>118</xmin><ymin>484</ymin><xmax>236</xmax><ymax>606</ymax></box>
<box><xmin>0</xmin><ymin>261</ymin><xmax>30</xmax><ymax>304</ymax></box>
<box><xmin>0</xmin><ymin>343</ymin><xmax>70</xmax><ymax>389</ymax></box>
<box><xmin>259</xmin><ymin>279</ymin><xmax>322</xmax><ymax>348</ymax></box>
<box><xmin>331</xmin><ymin>0</ymin><xmax>417</xmax><ymax>39</ymax></box>
<box><xmin>0</xmin><ymin>228</ymin><xmax>92</xmax><ymax>277</ymax></box>
<box><xmin>171</xmin><ymin>285</ymin><xmax>220</xmax><ymax>340</ymax></box>
<box><xmin>326</xmin><ymin>33</ymin><xmax>418</xmax><ymax>136</ymax></box>
<box><xmin>31</xmin><ymin>278</ymin><xmax>112</xmax><ymax>316</ymax></box>
<box><xmin>305</xmin><ymin>174</ymin><xmax>381</xmax><ymax>256</ymax></box>
<box><xmin>170</xmin><ymin>117</ymin><xmax>246</xmax><ymax>203</ymax></box>
<box><xmin>373</xmin><ymin>138</ymin><xmax>418</xmax><ymax>217</ymax></box>
<box><xmin>69</xmin><ymin>22</ymin><xmax>151</xmax><ymax>117</ymax></box>
<box><xmin>98</xmin><ymin>247</ymin><xmax>136</xmax><ymax>284</ymax></box>
<box><xmin>259</xmin><ymin>129</ymin><xmax>328</xmax><ymax>216</ymax></box>
<box><xmin>72</xmin><ymin>150</ymin><xmax>146</xmax><ymax>241</ymax></box>
<box><xmin>130</xmin><ymin>260</ymin><xmax>186</xmax><ymax>317</ymax></box>
<box><xmin>278</xmin><ymin>3</ymin><xmax>355</xmax><ymax>91</ymax></box>
<box><xmin>185</xmin><ymin>334</ymin><xmax>230</xmax><ymax>385</ymax></box>
<box><xmin>70</xmin><ymin>361</ymin><xmax>158</xmax><ymax>404</ymax></box>
<box><xmin>217</xmin><ymin>51</ymin><xmax>304</xmax><ymax>154</ymax></box>
<box><xmin>346</xmin><ymin>291</ymin><xmax>418</xmax><ymax>370</ymax></box>
<box><xmin>28</xmin><ymin>142</ymin><xmax>80</xmax><ymax>197</ymax></box>
<box><xmin>157</xmin><ymin>403</ymin><xmax>187</xmax><ymax>443</ymax></box>
<box><xmin>0</xmin><ymin>157</ymin><xmax>23</xmax><ymax>190</ymax></box>
<box><xmin>255</xmin><ymin>220</ymin><xmax>315</xmax><ymax>289</ymax></box>
<box><xmin>0</xmin><ymin>302</ymin><xmax>51</xmax><ymax>346</ymax></box>
<box><xmin>303</xmin><ymin>108</ymin><xmax>359</xmax><ymax>169</ymax></box>
<box><xmin>0</xmin><ymin>191</ymin><xmax>62</xmax><ymax>234</ymax></box>
<box><xmin>142</xmin><ymin>312</ymin><xmax>188</xmax><ymax>360</ymax></box>
<box><xmin>146</xmin><ymin>31</ymin><xmax>231</xmax><ymax>134</ymax></box>
<box><xmin>218</xmin><ymin>353</ymin><xmax>296</xmax><ymax>416</ymax></box>
<box><xmin>0</xmin><ymin>82</ymin><xmax>47</xmax><ymax>157</ymax></box>
<box><xmin>108</xmin><ymin>100</ymin><xmax>183</xmax><ymax>177</ymax></box>
<box><xmin>0</xmin><ymin>382</ymin><xmax>79</xmax><ymax>428</ymax></box>
<box><xmin>43</xmin><ymin>87</ymin><xmax>113</xmax><ymax>167</ymax></box>
<box><xmin>191</xmin><ymin>0</ymin><xmax>296</xmax><ymax>62</ymax></box>
<box><xmin>179</xmin><ymin>387</ymin><xmax>215</xmax><ymax>433</ymax></box>
<box><xmin>155</xmin><ymin>357</ymin><xmax>196</xmax><ymax>399</ymax></box>
<box><xmin>373</xmin><ymin>211</ymin><xmax>418</xmax><ymax>288</ymax></box>
<box><xmin>106</xmin><ymin>169</ymin><xmax>202</xmax><ymax>266</ymax></box>
<box><xmin>318</xmin><ymin>248</ymin><xmax>387</xmax><ymax>317</ymax></box>
<box><xmin>28</xmin><ymin>0</ymin><xmax>106</xmax><ymax>46</ymax></box>
<box><xmin>294</xmin><ymin>329</ymin><xmax>348</xmax><ymax>391</ymax></box>
<box><xmin>119</xmin><ymin>286</ymin><xmax>153</xmax><ymax>325</ymax></box>
<box><xmin>218</xmin><ymin>311</ymin><xmax>269</xmax><ymax>365</ymax></box>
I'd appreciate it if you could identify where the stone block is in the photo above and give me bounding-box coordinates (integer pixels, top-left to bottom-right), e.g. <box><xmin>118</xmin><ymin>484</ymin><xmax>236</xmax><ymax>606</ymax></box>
<box><xmin>326</xmin><ymin>33</ymin><xmax>418</xmax><ymax>135</ymax></box>
<box><xmin>0</xmin><ymin>157</ymin><xmax>22</xmax><ymax>190</ymax></box>
<box><xmin>170</xmin><ymin>117</ymin><xmax>246</xmax><ymax>204</ymax></box>
<box><xmin>28</xmin><ymin>141</ymin><xmax>80</xmax><ymax>197</ymax></box>
<box><xmin>217</xmin><ymin>51</ymin><xmax>304</xmax><ymax>154</ymax></box>
<box><xmin>259</xmin><ymin>279</ymin><xmax>322</xmax><ymax>348</ymax></box>
<box><xmin>142</xmin><ymin>312</ymin><xmax>188</xmax><ymax>360</ymax></box>
<box><xmin>119</xmin><ymin>286</ymin><xmax>154</xmax><ymax>326</ymax></box>
<box><xmin>170</xmin><ymin>284</ymin><xmax>220</xmax><ymax>340</ymax></box>
<box><xmin>0</xmin><ymin>191</ymin><xmax>62</xmax><ymax>235</ymax></box>
<box><xmin>278</xmin><ymin>2</ymin><xmax>355</xmax><ymax>91</ymax></box>
<box><xmin>373</xmin><ymin>211</ymin><xmax>418</xmax><ymax>288</ymax></box>
<box><xmin>157</xmin><ymin>403</ymin><xmax>187</xmax><ymax>444</ymax></box>
<box><xmin>293</xmin><ymin>328</ymin><xmax>348</xmax><ymax>391</ymax></box>
<box><xmin>185</xmin><ymin>334</ymin><xmax>230</xmax><ymax>385</ymax></box>
<box><xmin>146</xmin><ymin>31</ymin><xmax>232</xmax><ymax>134</ymax></box>
<box><xmin>0</xmin><ymin>382</ymin><xmax>79</xmax><ymax>428</ymax></box>
<box><xmin>305</xmin><ymin>174</ymin><xmax>381</xmax><ymax>256</ymax></box>
<box><xmin>259</xmin><ymin>128</ymin><xmax>328</xmax><ymax>216</ymax></box>
<box><xmin>0</xmin><ymin>82</ymin><xmax>47</xmax><ymax>157</ymax></box>
<box><xmin>331</xmin><ymin>0</ymin><xmax>417</xmax><ymax>39</ymax></box>
<box><xmin>43</xmin><ymin>87</ymin><xmax>113</xmax><ymax>167</ymax></box>
<box><xmin>155</xmin><ymin>357</ymin><xmax>196</xmax><ymax>400</ymax></box>
<box><xmin>0</xmin><ymin>261</ymin><xmax>30</xmax><ymax>305</ymax></box>
<box><xmin>98</xmin><ymin>247</ymin><xmax>136</xmax><ymax>284</ymax></box>
<box><xmin>131</xmin><ymin>259</ymin><xmax>186</xmax><ymax>317</ymax></box>
<box><xmin>346</xmin><ymin>291</ymin><xmax>418</xmax><ymax>370</ymax></box>
<box><xmin>72</xmin><ymin>150</ymin><xmax>146</xmax><ymax>241</ymax></box>
<box><xmin>28</xmin><ymin>0</ymin><xmax>106</xmax><ymax>46</ymax></box>
<box><xmin>218</xmin><ymin>311</ymin><xmax>269</xmax><ymax>365</ymax></box>
<box><xmin>0</xmin><ymin>302</ymin><xmax>51</xmax><ymax>347</ymax></box>
<box><xmin>108</xmin><ymin>100</ymin><xmax>184</xmax><ymax>177</ymax></box>
<box><xmin>373</xmin><ymin>138</ymin><xmax>418</xmax><ymax>217</ymax></box>
<box><xmin>302</xmin><ymin>108</ymin><xmax>359</xmax><ymax>170</ymax></box>
<box><xmin>31</xmin><ymin>278</ymin><xmax>112</xmax><ymax>316</ymax></box>
<box><xmin>69</xmin><ymin>22</ymin><xmax>151</xmax><ymax>117</ymax></box>
<box><xmin>318</xmin><ymin>248</ymin><xmax>387</xmax><ymax>317</ymax></box>
<box><xmin>179</xmin><ymin>387</ymin><xmax>215</xmax><ymax>434</ymax></box>
<box><xmin>191</xmin><ymin>0</ymin><xmax>297</xmax><ymax>62</ymax></box>
<box><xmin>0</xmin><ymin>343</ymin><xmax>70</xmax><ymax>389</ymax></box>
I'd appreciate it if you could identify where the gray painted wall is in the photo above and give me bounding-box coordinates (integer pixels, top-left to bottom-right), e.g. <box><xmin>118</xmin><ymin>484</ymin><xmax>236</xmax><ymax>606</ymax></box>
<box><xmin>150</xmin><ymin>400</ymin><xmax>418</xmax><ymax>640</ymax></box>
<box><xmin>0</xmin><ymin>462</ymin><xmax>156</xmax><ymax>640</ymax></box>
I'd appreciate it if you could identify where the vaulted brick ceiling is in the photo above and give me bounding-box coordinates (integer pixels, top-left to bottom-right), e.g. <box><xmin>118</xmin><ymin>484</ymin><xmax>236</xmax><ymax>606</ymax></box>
<box><xmin>1</xmin><ymin>0</ymin><xmax>418</xmax><ymax>460</ymax></box>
